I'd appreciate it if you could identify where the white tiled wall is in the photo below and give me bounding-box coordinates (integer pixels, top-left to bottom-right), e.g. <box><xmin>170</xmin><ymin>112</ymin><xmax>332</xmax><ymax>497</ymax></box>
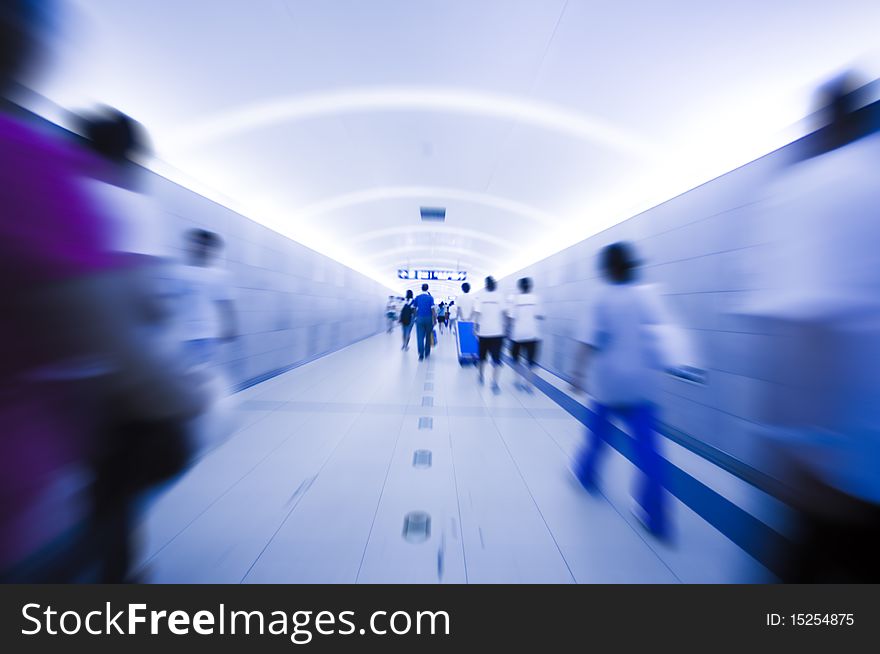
<box><xmin>146</xmin><ymin>171</ymin><xmax>392</xmax><ymax>389</ymax></box>
<box><xmin>495</xmin><ymin>142</ymin><xmax>801</xmax><ymax>471</ymax></box>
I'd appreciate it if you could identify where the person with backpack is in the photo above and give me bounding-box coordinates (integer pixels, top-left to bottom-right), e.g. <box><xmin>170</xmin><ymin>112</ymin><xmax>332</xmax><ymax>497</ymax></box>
<box><xmin>399</xmin><ymin>289</ymin><xmax>415</xmax><ymax>351</ymax></box>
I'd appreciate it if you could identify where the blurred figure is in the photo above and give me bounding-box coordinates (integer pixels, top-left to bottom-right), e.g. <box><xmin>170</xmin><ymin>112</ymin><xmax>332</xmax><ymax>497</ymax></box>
<box><xmin>75</xmin><ymin>107</ymin><xmax>164</xmax><ymax>258</ymax></box>
<box><xmin>571</xmin><ymin>243</ymin><xmax>677</xmax><ymax>541</ymax></box>
<box><xmin>448</xmin><ymin>300</ymin><xmax>458</xmax><ymax>334</ymax></box>
<box><xmin>399</xmin><ymin>289</ymin><xmax>414</xmax><ymax>351</ymax></box>
<box><xmin>742</xmin><ymin>73</ymin><xmax>880</xmax><ymax>581</ymax></box>
<box><xmin>457</xmin><ymin>282</ymin><xmax>474</xmax><ymax>323</ymax></box>
<box><xmin>507</xmin><ymin>277</ymin><xmax>544</xmax><ymax>394</ymax></box>
<box><xmin>76</xmin><ymin>106</ymin><xmax>196</xmax><ymax>583</ymax></box>
<box><xmin>437</xmin><ymin>301</ymin><xmax>447</xmax><ymax>334</ymax></box>
<box><xmin>413</xmin><ymin>283</ymin><xmax>435</xmax><ymax>361</ymax></box>
<box><xmin>454</xmin><ymin>283</ymin><xmax>479</xmax><ymax>366</ymax></box>
<box><xmin>474</xmin><ymin>276</ymin><xmax>504</xmax><ymax>394</ymax></box>
<box><xmin>178</xmin><ymin>229</ymin><xmax>237</xmax><ymax>370</ymax></box>
<box><xmin>385</xmin><ymin>295</ymin><xmax>397</xmax><ymax>333</ymax></box>
<box><xmin>0</xmin><ymin>0</ymin><xmax>206</xmax><ymax>582</ymax></box>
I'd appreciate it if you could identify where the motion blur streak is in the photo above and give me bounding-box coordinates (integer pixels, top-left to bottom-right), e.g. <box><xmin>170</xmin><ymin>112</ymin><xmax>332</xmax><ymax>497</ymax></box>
<box><xmin>2</xmin><ymin>0</ymin><xmax>880</xmax><ymax>584</ymax></box>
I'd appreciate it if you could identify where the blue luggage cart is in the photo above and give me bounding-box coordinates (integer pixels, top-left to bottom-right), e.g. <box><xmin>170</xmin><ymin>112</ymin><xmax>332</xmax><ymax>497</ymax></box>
<box><xmin>456</xmin><ymin>321</ymin><xmax>479</xmax><ymax>366</ymax></box>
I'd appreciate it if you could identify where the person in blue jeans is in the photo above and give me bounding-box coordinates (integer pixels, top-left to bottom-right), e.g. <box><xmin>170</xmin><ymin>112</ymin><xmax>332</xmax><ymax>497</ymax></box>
<box><xmin>412</xmin><ymin>283</ymin><xmax>436</xmax><ymax>361</ymax></box>
<box><xmin>571</xmin><ymin>242</ymin><xmax>672</xmax><ymax>541</ymax></box>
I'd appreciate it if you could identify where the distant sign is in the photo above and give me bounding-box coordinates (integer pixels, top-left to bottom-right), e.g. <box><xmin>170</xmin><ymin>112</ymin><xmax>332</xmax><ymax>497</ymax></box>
<box><xmin>398</xmin><ymin>269</ymin><xmax>467</xmax><ymax>281</ymax></box>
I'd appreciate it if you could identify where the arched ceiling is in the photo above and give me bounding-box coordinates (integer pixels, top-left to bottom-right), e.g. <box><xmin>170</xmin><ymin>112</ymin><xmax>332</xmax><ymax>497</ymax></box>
<box><xmin>42</xmin><ymin>0</ymin><xmax>880</xmax><ymax>292</ymax></box>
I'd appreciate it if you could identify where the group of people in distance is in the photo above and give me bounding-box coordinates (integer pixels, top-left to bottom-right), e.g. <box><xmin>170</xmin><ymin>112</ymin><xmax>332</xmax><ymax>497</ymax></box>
<box><xmin>392</xmin><ymin>275</ymin><xmax>544</xmax><ymax>393</ymax></box>
<box><xmin>389</xmin><ymin>244</ymin><xmax>682</xmax><ymax>543</ymax></box>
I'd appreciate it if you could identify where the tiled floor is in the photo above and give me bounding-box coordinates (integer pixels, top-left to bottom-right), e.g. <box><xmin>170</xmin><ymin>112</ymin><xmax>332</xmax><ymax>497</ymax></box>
<box><xmin>136</xmin><ymin>329</ymin><xmax>772</xmax><ymax>583</ymax></box>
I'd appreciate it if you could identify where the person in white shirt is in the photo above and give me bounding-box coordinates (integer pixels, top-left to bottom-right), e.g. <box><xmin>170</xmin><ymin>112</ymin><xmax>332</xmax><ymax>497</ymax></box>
<box><xmin>507</xmin><ymin>277</ymin><xmax>544</xmax><ymax>393</ymax></box>
<box><xmin>456</xmin><ymin>282</ymin><xmax>474</xmax><ymax>322</ymax></box>
<box><xmin>473</xmin><ymin>276</ymin><xmax>506</xmax><ymax>393</ymax></box>
<box><xmin>178</xmin><ymin>229</ymin><xmax>237</xmax><ymax>369</ymax></box>
<box><xmin>447</xmin><ymin>301</ymin><xmax>459</xmax><ymax>334</ymax></box>
<box><xmin>571</xmin><ymin>242</ymin><xmax>671</xmax><ymax>540</ymax></box>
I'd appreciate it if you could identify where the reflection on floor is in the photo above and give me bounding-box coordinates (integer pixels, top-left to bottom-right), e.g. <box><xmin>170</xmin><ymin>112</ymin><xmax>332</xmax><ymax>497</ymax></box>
<box><xmin>136</xmin><ymin>329</ymin><xmax>773</xmax><ymax>583</ymax></box>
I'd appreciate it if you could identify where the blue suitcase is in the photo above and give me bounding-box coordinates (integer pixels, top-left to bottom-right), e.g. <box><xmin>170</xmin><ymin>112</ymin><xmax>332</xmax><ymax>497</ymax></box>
<box><xmin>456</xmin><ymin>321</ymin><xmax>479</xmax><ymax>366</ymax></box>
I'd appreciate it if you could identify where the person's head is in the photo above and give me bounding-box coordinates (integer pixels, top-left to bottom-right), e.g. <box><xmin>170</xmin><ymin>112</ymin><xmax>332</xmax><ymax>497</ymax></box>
<box><xmin>461</xmin><ymin>282</ymin><xmax>470</xmax><ymax>294</ymax></box>
<box><xmin>485</xmin><ymin>276</ymin><xmax>496</xmax><ymax>292</ymax></box>
<box><xmin>599</xmin><ymin>242</ymin><xmax>639</xmax><ymax>284</ymax></box>
<box><xmin>0</xmin><ymin>0</ymin><xmax>54</xmax><ymax>100</ymax></box>
<box><xmin>406</xmin><ymin>289</ymin><xmax>413</xmax><ymax>300</ymax></box>
<box><xmin>186</xmin><ymin>228</ymin><xmax>224</xmax><ymax>266</ymax></box>
<box><xmin>78</xmin><ymin>107</ymin><xmax>151</xmax><ymax>164</ymax></box>
<box><xmin>518</xmin><ymin>277</ymin><xmax>533</xmax><ymax>293</ymax></box>
<box><xmin>810</xmin><ymin>71</ymin><xmax>868</xmax><ymax>154</ymax></box>
<box><xmin>421</xmin><ymin>283</ymin><xmax>429</xmax><ymax>292</ymax></box>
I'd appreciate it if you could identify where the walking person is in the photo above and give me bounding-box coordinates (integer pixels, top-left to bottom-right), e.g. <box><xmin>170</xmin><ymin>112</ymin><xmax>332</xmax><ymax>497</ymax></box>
<box><xmin>437</xmin><ymin>302</ymin><xmax>447</xmax><ymax>334</ymax></box>
<box><xmin>177</xmin><ymin>229</ymin><xmax>238</xmax><ymax>370</ymax></box>
<box><xmin>399</xmin><ymin>290</ymin><xmax>415</xmax><ymax>351</ymax></box>
<box><xmin>457</xmin><ymin>283</ymin><xmax>474</xmax><ymax>322</ymax></box>
<box><xmin>413</xmin><ymin>283</ymin><xmax>436</xmax><ymax>361</ymax></box>
<box><xmin>0</xmin><ymin>3</ymin><xmax>208</xmax><ymax>581</ymax></box>
<box><xmin>474</xmin><ymin>276</ymin><xmax>505</xmax><ymax>394</ymax></box>
<box><xmin>448</xmin><ymin>301</ymin><xmax>458</xmax><ymax>335</ymax></box>
<box><xmin>385</xmin><ymin>296</ymin><xmax>397</xmax><ymax>333</ymax></box>
<box><xmin>454</xmin><ymin>283</ymin><xmax>479</xmax><ymax>365</ymax></box>
<box><xmin>507</xmin><ymin>277</ymin><xmax>544</xmax><ymax>393</ymax></box>
<box><xmin>571</xmin><ymin>242</ymin><xmax>675</xmax><ymax>541</ymax></box>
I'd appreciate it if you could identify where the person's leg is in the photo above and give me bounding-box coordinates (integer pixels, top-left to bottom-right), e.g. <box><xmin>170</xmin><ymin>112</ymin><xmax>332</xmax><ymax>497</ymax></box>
<box><xmin>425</xmin><ymin>321</ymin><xmax>433</xmax><ymax>357</ymax></box>
<box><xmin>91</xmin><ymin>451</ymin><xmax>134</xmax><ymax>583</ymax></box>
<box><xmin>629</xmin><ymin>403</ymin><xmax>668</xmax><ymax>538</ymax></box>
<box><xmin>491</xmin><ymin>338</ymin><xmax>502</xmax><ymax>391</ymax></box>
<box><xmin>478</xmin><ymin>337</ymin><xmax>487</xmax><ymax>384</ymax></box>
<box><xmin>576</xmin><ymin>403</ymin><xmax>610</xmax><ymax>492</ymax></box>
<box><xmin>510</xmin><ymin>341</ymin><xmax>523</xmax><ymax>389</ymax></box>
<box><xmin>416</xmin><ymin>320</ymin><xmax>426</xmax><ymax>359</ymax></box>
<box><xmin>523</xmin><ymin>340</ymin><xmax>539</xmax><ymax>392</ymax></box>
<box><xmin>103</xmin><ymin>503</ymin><xmax>133</xmax><ymax>583</ymax></box>
<box><xmin>423</xmin><ymin>319</ymin><xmax>432</xmax><ymax>358</ymax></box>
